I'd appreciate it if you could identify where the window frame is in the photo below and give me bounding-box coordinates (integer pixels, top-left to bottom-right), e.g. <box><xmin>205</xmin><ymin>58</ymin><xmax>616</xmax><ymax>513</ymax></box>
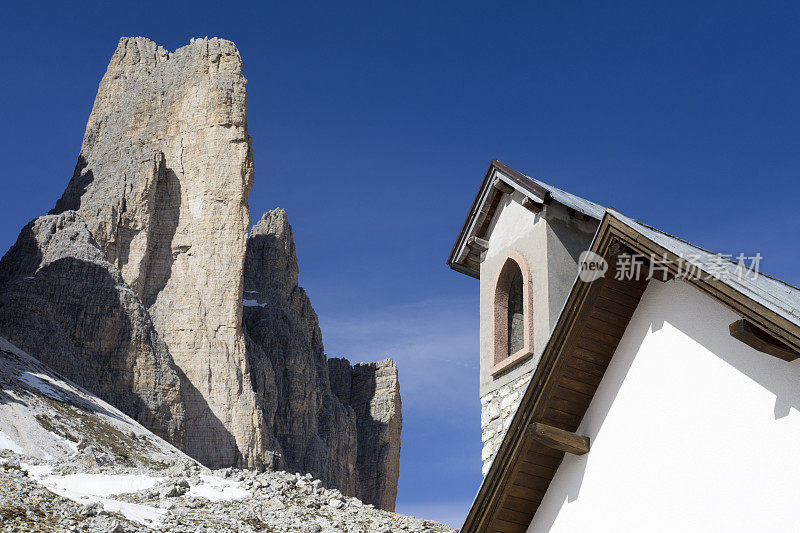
<box><xmin>490</xmin><ymin>250</ymin><xmax>534</xmax><ymax>376</ymax></box>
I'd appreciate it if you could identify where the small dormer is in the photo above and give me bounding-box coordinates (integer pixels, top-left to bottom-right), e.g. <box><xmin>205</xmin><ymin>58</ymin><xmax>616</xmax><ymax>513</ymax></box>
<box><xmin>447</xmin><ymin>160</ymin><xmax>603</xmax><ymax>473</ymax></box>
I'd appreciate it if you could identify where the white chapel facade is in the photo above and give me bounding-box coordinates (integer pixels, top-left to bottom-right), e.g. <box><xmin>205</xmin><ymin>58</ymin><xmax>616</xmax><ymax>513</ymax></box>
<box><xmin>449</xmin><ymin>160</ymin><xmax>800</xmax><ymax>532</ymax></box>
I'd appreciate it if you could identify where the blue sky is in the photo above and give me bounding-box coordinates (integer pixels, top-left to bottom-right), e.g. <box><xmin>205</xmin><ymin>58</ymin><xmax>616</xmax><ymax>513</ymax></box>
<box><xmin>3</xmin><ymin>1</ymin><xmax>800</xmax><ymax>527</ymax></box>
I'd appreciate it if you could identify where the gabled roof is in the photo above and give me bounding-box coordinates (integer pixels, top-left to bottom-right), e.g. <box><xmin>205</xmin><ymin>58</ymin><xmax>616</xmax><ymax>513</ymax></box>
<box><xmin>461</xmin><ymin>208</ymin><xmax>800</xmax><ymax>533</ymax></box>
<box><xmin>447</xmin><ymin>160</ymin><xmax>605</xmax><ymax>279</ymax></box>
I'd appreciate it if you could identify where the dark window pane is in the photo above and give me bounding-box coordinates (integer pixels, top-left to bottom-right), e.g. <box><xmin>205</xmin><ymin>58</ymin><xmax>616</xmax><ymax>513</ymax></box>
<box><xmin>507</xmin><ymin>268</ymin><xmax>524</xmax><ymax>355</ymax></box>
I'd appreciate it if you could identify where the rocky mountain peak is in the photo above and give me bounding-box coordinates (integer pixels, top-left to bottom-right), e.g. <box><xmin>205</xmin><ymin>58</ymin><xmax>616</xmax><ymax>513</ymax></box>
<box><xmin>245</xmin><ymin>208</ymin><xmax>300</xmax><ymax>300</ymax></box>
<box><xmin>0</xmin><ymin>36</ymin><xmax>403</xmax><ymax>512</ymax></box>
<box><xmin>243</xmin><ymin>209</ymin><xmax>402</xmax><ymax>509</ymax></box>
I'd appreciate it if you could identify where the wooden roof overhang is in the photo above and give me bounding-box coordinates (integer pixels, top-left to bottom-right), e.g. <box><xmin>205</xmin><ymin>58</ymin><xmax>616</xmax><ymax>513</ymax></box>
<box><xmin>461</xmin><ymin>210</ymin><xmax>800</xmax><ymax>533</ymax></box>
<box><xmin>447</xmin><ymin>160</ymin><xmax>551</xmax><ymax>279</ymax></box>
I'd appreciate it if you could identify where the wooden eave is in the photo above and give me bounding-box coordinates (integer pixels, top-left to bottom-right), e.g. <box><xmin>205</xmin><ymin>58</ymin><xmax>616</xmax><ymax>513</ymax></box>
<box><xmin>446</xmin><ymin>160</ymin><xmax>550</xmax><ymax>279</ymax></box>
<box><xmin>729</xmin><ymin>319</ymin><xmax>799</xmax><ymax>362</ymax></box>
<box><xmin>461</xmin><ymin>210</ymin><xmax>800</xmax><ymax>533</ymax></box>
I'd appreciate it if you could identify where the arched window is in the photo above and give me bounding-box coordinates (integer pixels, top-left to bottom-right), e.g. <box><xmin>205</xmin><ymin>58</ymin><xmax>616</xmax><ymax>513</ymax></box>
<box><xmin>491</xmin><ymin>251</ymin><xmax>533</xmax><ymax>375</ymax></box>
<box><xmin>507</xmin><ymin>268</ymin><xmax>524</xmax><ymax>355</ymax></box>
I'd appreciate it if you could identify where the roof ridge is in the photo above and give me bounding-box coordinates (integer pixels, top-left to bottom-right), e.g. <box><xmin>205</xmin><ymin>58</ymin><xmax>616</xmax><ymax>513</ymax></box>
<box><xmin>491</xmin><ymin>161</ymin><xmax>606</xmax><ymax>218</ymax></box>
<box><xmin>497</xmin><ymin>160</ymin><xmax>605</xmax><ymax>211</ymax></box>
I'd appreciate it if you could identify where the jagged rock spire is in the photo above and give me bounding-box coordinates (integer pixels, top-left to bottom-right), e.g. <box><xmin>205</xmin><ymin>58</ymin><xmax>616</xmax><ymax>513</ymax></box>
<box><xmin>48</xmin><ymin>36</ymin><xmax>263</xmax><ymax>469</ymax></box>
<box><xmin>0</xmin><ymin>37</ymin><xmax>402</xmax><ymax>510</ymax></box>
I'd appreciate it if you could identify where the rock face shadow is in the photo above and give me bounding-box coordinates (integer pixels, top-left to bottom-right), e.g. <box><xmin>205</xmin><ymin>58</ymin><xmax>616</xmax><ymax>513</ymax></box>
<box><xmin>50</xmin><ymin>156</ymin><xmax>93</xmax><ymax>215</ymax></box>
<box><xmin>0</xmin><ymin>214</ymin><xmax>186</xmax><ymax>447</ymax></box>
<box><xmin>351</xmin><ymin>362</ymin><xmax>402</xmax><ymax>512</ymax></box>
<box><xmin>172</xmin><ymin>364</ymin><xmax>241</xmax><ymax>468</ymax></box>
<box><xmin>328</xmin><ymin>357</ymin><xmax>402</xmax><ymax>511</ymax></box>
<box><xmin>142</xmin><ymin>162</ymin><xmax>182</xmax><ymax>309</ymax></box>
<box><xmin>242</xmin><ymin>210</ymin><xmax>402</xmax><ymax>510</ymax></box>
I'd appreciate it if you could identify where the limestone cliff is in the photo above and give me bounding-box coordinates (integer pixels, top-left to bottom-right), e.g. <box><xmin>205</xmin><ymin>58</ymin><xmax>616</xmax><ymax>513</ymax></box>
<box><xmin>243</xmin><ymin>210</ymin><xmax>358</xmax><ymax>493</ymax></box>
<box><xmin>0</xmin><ymin>36</ymin><xmax>402</xmax><ymax>510</ymax></box>
<box><xmin>0</xmin><ymin>212</ymin><xmax>185</xmax><ymax>446</ymax></box>
<box><xmin>49</xmin><ymin>36</ymin><xmax>264</xmax><ymax>469</ymax></box>
<box><xmin>329</xmin><ymin>357</ymin><xmax>402</xmax><ymax>511</ymax></box>
<box><xmin>243</xmin><ymin>209</ymin><xmax>402</xmax><ymax>509</ymax></box>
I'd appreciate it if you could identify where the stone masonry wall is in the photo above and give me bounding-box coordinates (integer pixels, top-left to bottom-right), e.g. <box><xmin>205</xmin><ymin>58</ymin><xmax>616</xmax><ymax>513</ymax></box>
<box><xmin>479</xmin><ymin>369</ymin><xmax>534</xmax><ymax>476</ymax></box>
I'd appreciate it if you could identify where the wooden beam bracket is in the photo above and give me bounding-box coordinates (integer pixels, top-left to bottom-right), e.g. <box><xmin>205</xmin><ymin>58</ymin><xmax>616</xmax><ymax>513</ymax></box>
<box><xmin>522</xmin><ymin>197</ymin><xmax>543</xmax><ymax>213</ymax></box>
<box><xmin>527</xmin><ymin>422</ymin><xmax>590</xmax><ymax>455</ymax></box>
<box><xmin>729</xmin><ymin>319</ymin><xmax>799</xmax><ymax>362</ymax></box>
<box><xmin>468</xmin><ymin>236</ymin><xmax>489</xmax><ymax>252</ymax></box>
<box><xmin>493</xmin><ymin>179</ymin><xmax>515</xmax><ymax>195</ymax></box>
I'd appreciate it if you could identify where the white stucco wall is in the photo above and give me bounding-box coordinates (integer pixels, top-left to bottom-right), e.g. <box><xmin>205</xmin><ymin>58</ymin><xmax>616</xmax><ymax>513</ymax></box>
<box><xmin>528</xmin><ymin>279</ymin><xmax>800</xmax><ymax>533</ymax></box>
<box><xmin>478</xmin><ymin>196</ymin><xmax>596</xmax><ymax>474</ymax></box>
<box><xmin>480</xmin><ymin>194</ymin><xmax>549</xmax><ymax>395</ymax></box>
<box><xmin>478</xmin><ymin>195</ymin><xmax>546</xmax><ymax>474</ymax></box>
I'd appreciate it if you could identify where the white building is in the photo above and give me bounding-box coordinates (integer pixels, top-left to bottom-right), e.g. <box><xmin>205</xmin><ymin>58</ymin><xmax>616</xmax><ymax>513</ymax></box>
<box><xmin>448</xmin><ymin>160</ymin><xmax>800</xmax><ymax>533</ymax></box>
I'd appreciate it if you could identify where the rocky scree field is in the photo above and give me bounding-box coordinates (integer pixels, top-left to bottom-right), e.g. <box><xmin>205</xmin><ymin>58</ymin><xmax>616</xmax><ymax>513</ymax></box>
<box><xmin>0</xmin><ymin>337</ymin><xmax>452</xmax><ymax>532</ymax></box>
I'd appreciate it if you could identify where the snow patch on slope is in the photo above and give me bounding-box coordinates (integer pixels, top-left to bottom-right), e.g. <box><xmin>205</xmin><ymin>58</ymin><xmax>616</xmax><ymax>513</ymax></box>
<box><xmin>188</xmin><ymin>474</ymin><xmax>249</xmax><ymax>501</ymax></box>
<box><xmin>0</xmin><ymin>431</ymin><xmax>23</xmax><ymax>454</ymax></box>
<box><xmin>0</xmin><ymin>335</ymin><xmax>191</xmax><ymax>465</ymax></box>
<box><xmin>18</xmin><ymin>371</ymin><xmax>67</xmax><ymax>400</ymax></box>
<box><xmin>22</xmin><ymin>464</ymin><xmax>166</xmax><ymax>526</ymax></box>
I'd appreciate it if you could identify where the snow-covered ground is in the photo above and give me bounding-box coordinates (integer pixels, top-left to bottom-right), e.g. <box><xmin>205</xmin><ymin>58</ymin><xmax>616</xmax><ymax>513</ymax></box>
<box><xmin>188</xmin><ymin>474</ymin><xmax>250</xmax><ymax>501</ymax></box>
<box><xmin>19</xmin><ymin>463</ymin><xmax>253</xmax><ymax>526</ymax></box>
<box><xmin>21</xmin><ymin>465</ymin><xmax>167</xmax><ymax>526</ymax></box>
<box><xmin>0</xmin><ymin>335</ymin><xmax>190</xmax><ymax>466</ymax></box>
<box><xmin>0</xmin><ymin>430</ymin><xmax>23</xmax><ymax>454</ymax></box>
<box><xmin>0</xmin><ymin>454</ymin><xmax>454</xmax><ymax>533</ymax></box>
